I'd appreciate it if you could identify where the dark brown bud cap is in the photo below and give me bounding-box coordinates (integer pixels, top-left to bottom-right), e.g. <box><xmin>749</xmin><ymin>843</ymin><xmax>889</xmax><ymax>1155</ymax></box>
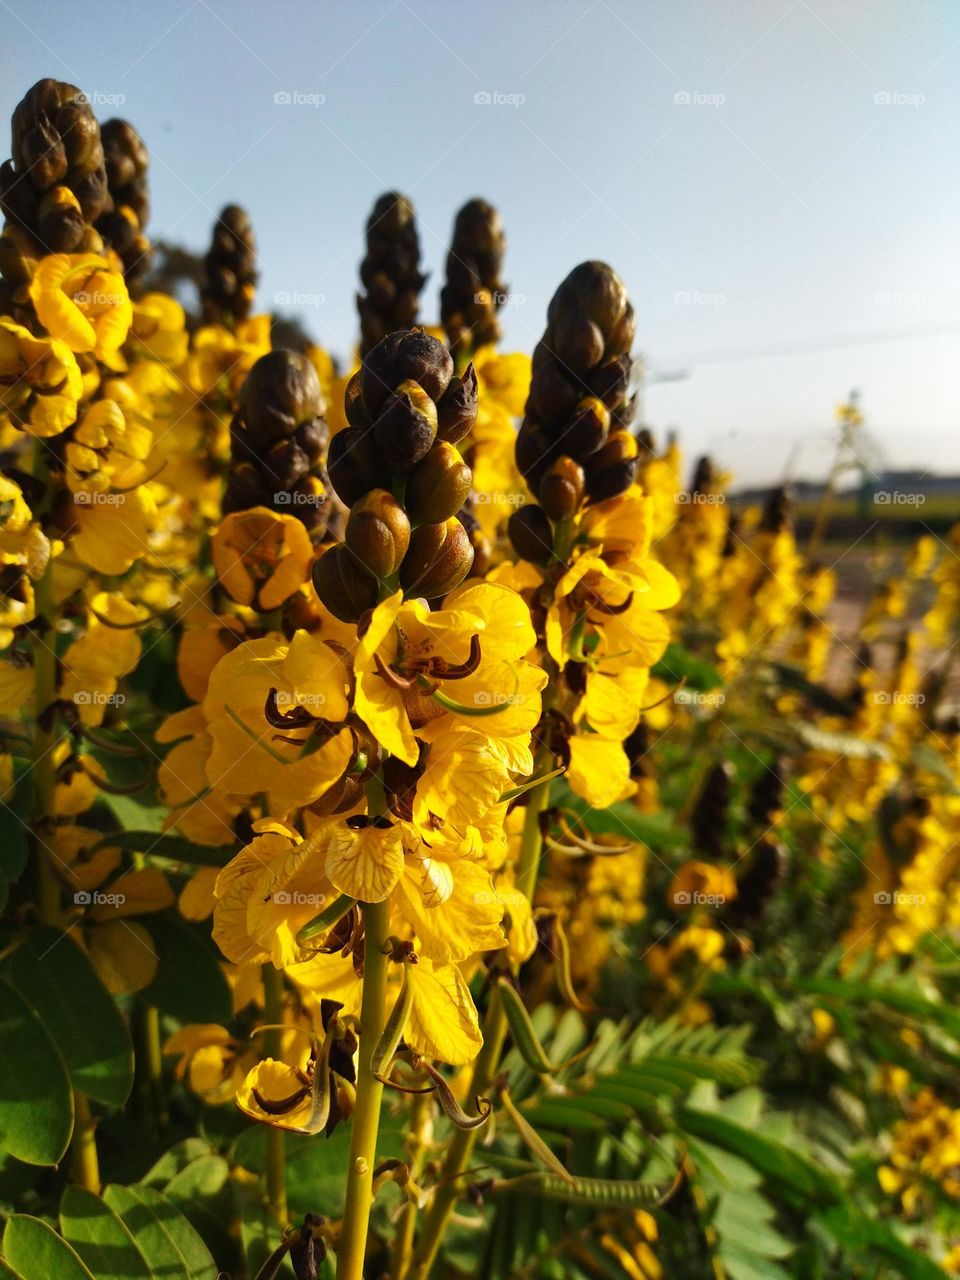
<box><xmin>360</xmin><ymin>328</ymin><xmax>453</xmax><ymax>419</ymax></box>
<box><xmin>239</xmin><ymin>350</ymin><xmax>324</xmax><ymax>444</ymax></box>
<box><xmin>585</xmin><ymin>430</ymin><xmax>638</xmax><ymax>502</ymax></box>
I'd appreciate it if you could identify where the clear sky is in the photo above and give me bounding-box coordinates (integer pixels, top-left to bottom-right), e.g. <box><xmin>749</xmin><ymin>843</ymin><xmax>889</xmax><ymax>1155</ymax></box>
<box><xmin>3</xmin><ymin>0</ymin><xmax>958</xmax><ymax>485</ymax></box>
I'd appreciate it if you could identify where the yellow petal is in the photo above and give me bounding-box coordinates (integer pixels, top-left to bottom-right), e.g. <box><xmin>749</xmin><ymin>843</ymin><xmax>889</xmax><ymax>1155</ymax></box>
<box><xmin>407</xmin><ymin>960</ymin><xmax>482</xmax><ymax>1066</ymax></box>
<box><xmin>324</xmin><ymin>820</ymin><xmax>405</xmax><ymax>904</ymax></box>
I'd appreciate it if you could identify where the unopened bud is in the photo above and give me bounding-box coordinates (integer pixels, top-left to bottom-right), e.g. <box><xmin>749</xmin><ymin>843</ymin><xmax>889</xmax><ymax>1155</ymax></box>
<box><xmin>345</xmin><ymin>489</ymin><xmax>411</xmax><ymax>577</ymax></box>
<box><xmin>405</xmin><ymin>441</ymin><xmax>472</xmax><ymax>524</ymax></box>
<box><xmin>327</xmin><ymin>426</ymin><xmax>392</xmax><ymax>506</ymax></box>
<box><xmin>565</xmin><ymin>396</ymin><xmax>610</xmax><ymax>461</ymax></box>
<box><xmin>585</xmin><ymin>431</ymin><xmax>638</xmax><ymax>502</ymax></box>
<box><xmin>399</xmin><ymin>517</ymin><xmax>474</xmax><ymax>599</ymax></box>
<box><xmin>508</xmin><ymin>503</ymin><xmax>554</xmax><ymax>564</ymax></box>
<box><xmin>436</xmin><ymin>363</ymin><xmax>478</xmax><ymax>443</ymax></box>
<box><xmin>373</xmin><ymin>379</ymin><xmax>438</xmax><ymax>476</ymax></box>
<box><xmin>515</xmin><ymin>419</ymin><xmax>555</xmax><ymax>488</ymax></box>
<box><xmin>360</xmin><ymin>328</ymin><xmax>453</xmax><ymax>419</ymax></box>
<box><xmin>313</xmin><ymin>545</ymin><xmax>380</xmax><ymax>622</ymax></box>
<box><xmin>539</xmin><ymin>456</ymin><xmax>585</xmax><ymax>520</ymax></box>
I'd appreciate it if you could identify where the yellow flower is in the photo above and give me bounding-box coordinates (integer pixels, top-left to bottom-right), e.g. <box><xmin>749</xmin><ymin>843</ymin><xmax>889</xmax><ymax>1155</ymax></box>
<box><xmin>212</xmin><ymin>508</ymin><xmax>314</xmax><ymax>611</ymax></box>
<box><xmin>29</xmin><ymin>253</ymin><xmax>133</xmax><ymax>365</ymax></box>
<box><xmin>668</xmin><ymin>861</ymin><xmax>737</xmax><ymax>911</ymax></box>
<box><xmin>164</xmin><ymin>1024</ymin><xmax>251</xmax><ymax>1104</ymax></box>
<box><xmin>60</xmin><ymin>593</ymin><xmax>146</xmax><ymax>726</ymax></box>
<box><xmin>129</xmin><ymin>292</ymin><xmax>189</xmax><ymax>366</ymax></box>
<box><xmin>354</xmin><ymin>581</ymin><xmax>546</xmax><ymax>771</ymax></box>
<box><xmin>202</xmin><ymin>635</ymin><xmax>352</xmax><ymax>814</ymax></box>
<box><xmin>0</xmin><ymin>317</ymin><xmax>83</xmax><ymax>437</ymax></box>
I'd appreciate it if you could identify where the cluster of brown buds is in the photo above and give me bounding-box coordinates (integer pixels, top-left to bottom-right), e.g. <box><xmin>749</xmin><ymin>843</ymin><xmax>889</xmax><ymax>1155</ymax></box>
<box><xmin>509</xmin><ymin>260</ymin><xmax>639</xmax><ymax>563</ymax></box>
<box><xmin>223</xmin><ymin>349</ymin><xmax>330</xmax><ymax>533</ymax></box>
<box><xmin>96</xmin><ymin>119</ymin><xmax>150</xmax><ymax>288</ymax></box>
<box><xmin>202</xmin><ymin>203</ymin><xmax>257</xmax><ymax>326</ymax></box>
<box><xmin>0</xmin><ymin>79</ymin><xmax>110</xmax><ymax>313</ymax></box>
<box><xmin>440</xmin><ymin>197</ymin><xmax>507</xmax><ymax>358</ymax></box>
<box><xmin>315</xmin><ymin>328</ymin><xmax>476</xmax><ymax>621</ymax></box>
<box><xmin>357</xmin><ymin>191</ymin><xmax>427</xmax><ymax>356</ymax></box>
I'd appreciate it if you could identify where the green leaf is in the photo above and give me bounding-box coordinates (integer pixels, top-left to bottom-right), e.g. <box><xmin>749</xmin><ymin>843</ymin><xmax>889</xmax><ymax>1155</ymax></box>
<box><xmin>60</xmin><ymin>1186</ymin><xmax>153</xmax><ymax>1280</ymax></box>
<box><xmin>679</xmin><ymin>1107</ymin><xmax>841</xmax><ymax>1204</ymax></box>
<box><xmin>0</xmin><ymin>978</ymin><xmax>73</xmax><ymax>1165</ymax></box>
<box><xmin>103</xmin><ymin>1185</ymin><xmax>216</xmax><ymax>1280</ymax></box>
<box><xmin>652</xmin><ymin>643</ymin><xmax>724</xmax><ymax>691</ymax></box>
<box><xmin>2</xmin><ymin>1216</ymin><xmax>95</xmax><ymax>1280</ymax></box>
<box><xmin>140</xmin><ymin>914</ymin><xmax>232</xmax><ymax>1023</ymax></box>
<box><xmin>551</xmin><ymin>782</ymin><xmax>688</xmax><ymax>850</ymax></box>
<box><xmin>89</xmin><ymin>832</ymin><xmax>237</xmax><ymax>867</ymax></box>
<box><xmin>818</xmin><ymin>1204</ymin><xmax>950</xmax><ymax>1279</ymax></box>
<box><xmin>4</xmin><ymin>927</ymin><xmax>134</xmax><ymax>1107</ymax></box>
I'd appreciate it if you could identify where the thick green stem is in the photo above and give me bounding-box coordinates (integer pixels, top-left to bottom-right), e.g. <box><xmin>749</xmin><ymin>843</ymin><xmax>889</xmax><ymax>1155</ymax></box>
<box><xmin>336</xmin><ymin>897</ymin><xmax>391</xmax><ymax>1280</ymax></box>
<box><xmin>407</xmin><ymin>752</ymin><xmax>551</xmax><ymax>1279</ymax></box>
<box><xmin>70</xmin><ymin>1092</ymin><xmax>100</xmax><ymax>1193</ymax></box>
<box><xmin>262</xmin><ymin>964</ymin><xmax>288</xmax><ymax>1227</ymax></box>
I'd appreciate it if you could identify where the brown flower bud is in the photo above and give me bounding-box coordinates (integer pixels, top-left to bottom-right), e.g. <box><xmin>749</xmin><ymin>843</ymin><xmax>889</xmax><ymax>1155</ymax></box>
<box><xmin>343</xmin><ymin>369</ymin><xmax>370</xmax><ymax>428</ymax></box>
<box><xmin>360</xmin><ymin>328</ymin><xmax>453</xmax><ymax>419</ymax></box>
<box><xmin>539</xmin><ymin>456</ymin><xmax>585</xmax><ymax>520</ymax></box>
<box><xmin>527</xmin><ymin>343</ymin><xmax>580</xmax><ymax>422</ymax></box>
<box><xmin>399</xmin><ymin>517</ymin><xmax>473</xmax><ymax>598</ymax></box>
<box><xmin>326</xmin><ymin>426</ymin><xmax>391</xmax><ymax>506</ymax></box>
<box><xmin>515</xmin><ymin>419</ymin><xmax>556</xmax><ymax>488</ymax></box>
<box><xmin>239</xmin><ymin>349</ymin><xmax>323</xmax><ymax>445</ymax></box>
<box><xmin>313</xmin><ymin>544</ymin><xmax>380</xmax><ymax>622</ymax></box>
<box><xmin>436</xmin><ymin>363</ymin><xmax>478</xmax><ymax>444</ymax></box>
<box><xmin>548</xmin><ymin>260</ymin><xmax>629</xmax><ymax>336</ymax></box>
<box><xmin>585</xmin><ymin>430</ymin><xmax>638</xmax><ymax>502</ymax></box>
<box><xmin>345</xmin><ymin>489</ymin><xmax>411</xmax><ymax>578</ymax></box>
<box><xmin>589</xmin><ymin>355</ymin><xmax>631</xmax><ymax>406</ymax></box>
<box><xmin>405</xmin><ymin>442</ymin><xmax>472</xmax><ymax>524</ymax></box>
<box><xmin>373</xmin><ymin>379</ymin><xmax>438</xmax><ymax>477</ymax></box>
<box><xmin>565</xmin><ymin>396</ymin><xmax>610</xmax><ymax>461</ymax></box>
<box><xmin>508</xmin><ymin>503</ymin><xmax>554</xmax><ymax>564</ymax></box>
<box><xmin>37</xmin><ymin>185</ymin><xmax>85</xmax><ymax>252</ymax></box>
<box><xmin>550</xmin><ymin>309</ymin><xmax>604</xmax><ymax>376</ymax></box>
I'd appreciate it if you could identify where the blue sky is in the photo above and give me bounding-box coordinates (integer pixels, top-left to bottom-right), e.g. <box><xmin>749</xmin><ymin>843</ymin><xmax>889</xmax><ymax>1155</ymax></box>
<box><xmin>3</xmin><ymin>0</ymin><xmax>958</xmax><ymax>484</ymax></box>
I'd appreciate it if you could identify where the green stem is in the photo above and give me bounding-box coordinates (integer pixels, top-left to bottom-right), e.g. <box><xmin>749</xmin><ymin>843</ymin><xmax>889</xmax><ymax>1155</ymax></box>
<box><xmin>390</xmin><ymin>1090</ymin><xmax>431</xmax><ymax>1280</ymax></box>
<box><xmin>70</xmin><ymin>1092</ymin><xmax>100</xmax><ymax>1193</ymax></box>
<box><xmin>407</xmin><ymin>748</ymin><xmax>551</xmax><ymax>1279</ymax></box>
<box><xmin>262</xmin><ymin>964</ymin><xmax>288</xmax><ymax>1227</ymax></box>
<box><xmin>335</xmin><ymin>897</ymin><xmax>391</xmax><ymax>1280</ymax></box>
